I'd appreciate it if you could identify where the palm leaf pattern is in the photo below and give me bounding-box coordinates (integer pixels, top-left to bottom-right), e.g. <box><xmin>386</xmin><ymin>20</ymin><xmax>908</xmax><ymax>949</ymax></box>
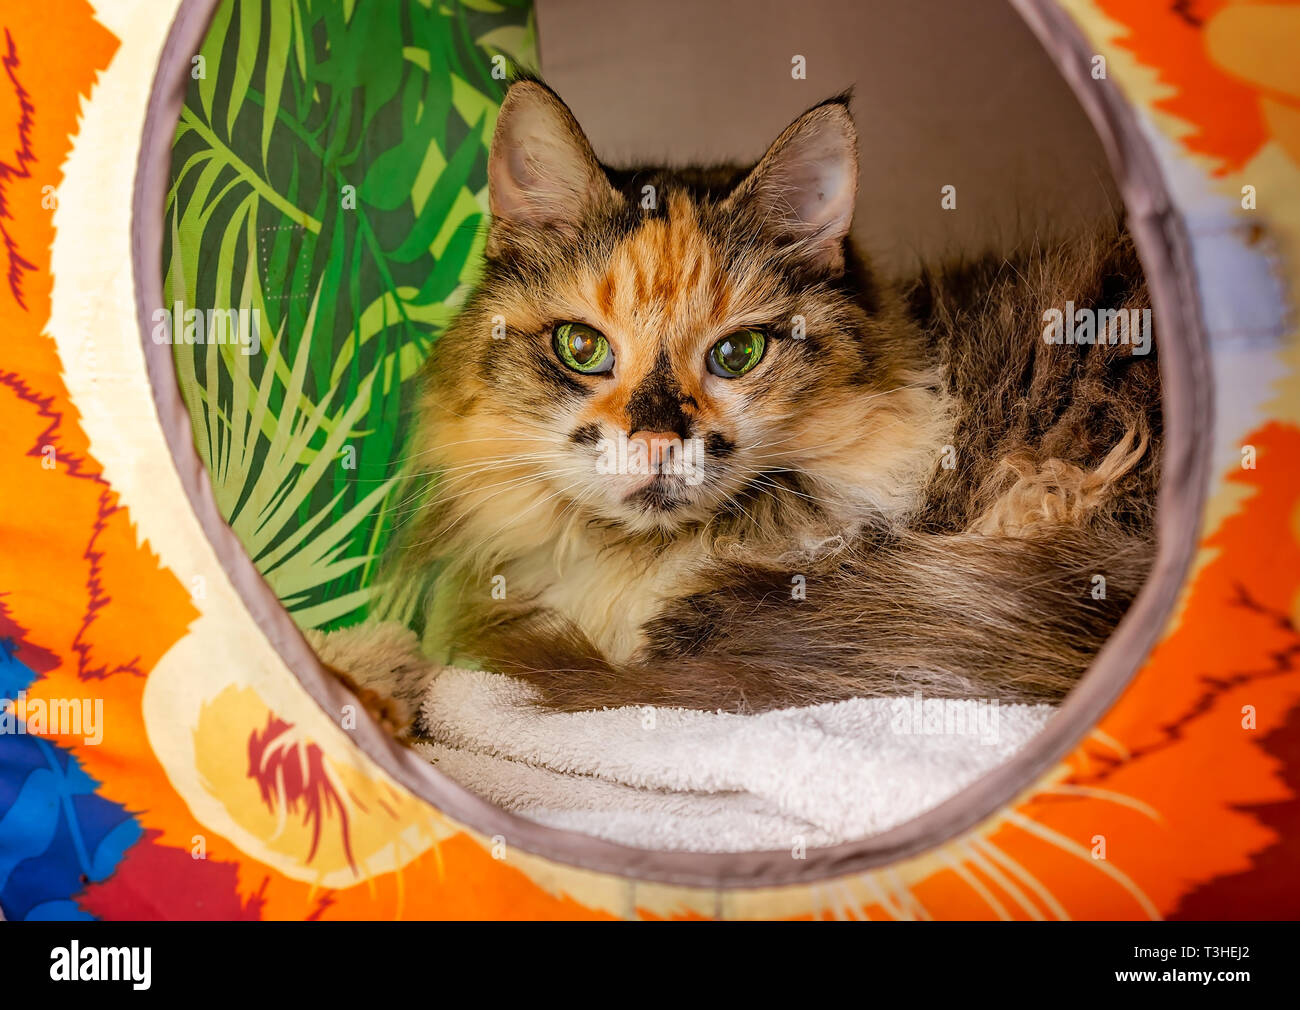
<box><xmin>164</xmin><ymin>0</ymin><xmax>535</xmax><ymax>629</ymax></box>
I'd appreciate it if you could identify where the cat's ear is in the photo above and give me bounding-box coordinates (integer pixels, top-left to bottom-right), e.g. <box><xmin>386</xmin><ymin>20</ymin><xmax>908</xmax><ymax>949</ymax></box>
<box><xmin>487</xmin><ymin>80</ymin><xmax>620</xmax><ymax>253</ymax></box>
<box><xmin>724</xmin><ymin>97</ymin><xmax>858</xmax><ymax>274</ymax></box>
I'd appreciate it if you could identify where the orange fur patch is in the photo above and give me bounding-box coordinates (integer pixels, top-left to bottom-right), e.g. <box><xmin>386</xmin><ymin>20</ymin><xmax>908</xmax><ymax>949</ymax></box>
<box><xmin>971</xmin><ymin>426</ymin><xmax>1150</xmax><ymax>536</ymax></box>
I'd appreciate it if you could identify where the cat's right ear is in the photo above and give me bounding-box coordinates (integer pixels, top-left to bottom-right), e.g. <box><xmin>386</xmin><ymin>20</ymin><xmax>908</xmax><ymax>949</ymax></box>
<box><xmin>486</xmin><ymin>80</ymin><xmax>620</xmax><ymax>255</ymax></box>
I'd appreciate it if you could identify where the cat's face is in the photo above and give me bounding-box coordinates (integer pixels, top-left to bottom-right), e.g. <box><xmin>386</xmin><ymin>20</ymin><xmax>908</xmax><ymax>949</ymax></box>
<box><xmin>420</xmin><ymin>82</ymin><xmax>940</xmax><ymax>543</ymax></box>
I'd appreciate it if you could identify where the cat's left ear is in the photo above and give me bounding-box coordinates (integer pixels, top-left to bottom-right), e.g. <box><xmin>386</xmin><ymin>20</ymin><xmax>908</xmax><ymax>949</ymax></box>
<box><xmin>486</xmin><ymin>79</ymin><xmax>621</xmax><ymax>256</ymax></box>
<box><xmin>724</xmin><ymin>97</ymin><xmax>858</xmax><ymax>275</ymax></box>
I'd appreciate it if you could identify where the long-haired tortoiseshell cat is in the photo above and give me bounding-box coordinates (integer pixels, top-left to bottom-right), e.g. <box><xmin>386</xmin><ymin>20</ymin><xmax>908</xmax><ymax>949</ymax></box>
<box><xmin>347</xmin><ymin>78</ymin><xmax>1160</xmax><ymax>725</ymax></box>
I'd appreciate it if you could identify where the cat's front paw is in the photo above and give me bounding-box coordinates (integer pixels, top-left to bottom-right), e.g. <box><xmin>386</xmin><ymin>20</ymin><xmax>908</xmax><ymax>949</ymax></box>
<box><xmin>305</xmin><ymin>621</ymin><xmax>439</xmax><ymax>742</ymax></box>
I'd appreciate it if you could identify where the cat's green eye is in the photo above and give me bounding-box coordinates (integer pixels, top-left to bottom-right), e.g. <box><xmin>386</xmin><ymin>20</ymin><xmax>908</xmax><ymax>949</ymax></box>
<box><xmin>707</xmin><ymin>329</ymin><xmax>766</xmax><ymax>378</ymax></box>
<box><xmin>554</xmin><ymin>322</ymin><xmax>614</xmax><ymax>374</ymax></box>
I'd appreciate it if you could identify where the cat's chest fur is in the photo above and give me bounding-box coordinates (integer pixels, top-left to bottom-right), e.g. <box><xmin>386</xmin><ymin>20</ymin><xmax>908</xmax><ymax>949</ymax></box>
<box><xmin>505</xmin><ymin>533</ymin><xmax>707</xmax><ymax>662</ymax></box>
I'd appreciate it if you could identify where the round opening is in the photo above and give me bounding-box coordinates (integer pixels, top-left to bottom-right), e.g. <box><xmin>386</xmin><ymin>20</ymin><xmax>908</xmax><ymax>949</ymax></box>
<box><xmin>133</xmin><ymin>0</ymin><xmax>1211</xmax><ymax>886</ymax></box>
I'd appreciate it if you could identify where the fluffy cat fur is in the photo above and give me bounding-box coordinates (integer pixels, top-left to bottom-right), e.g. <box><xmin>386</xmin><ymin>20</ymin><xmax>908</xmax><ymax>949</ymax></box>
<box><xmin>362</xmin><ymin>78</ymin><xmax>1160</xmax><ymax>720</ymax></box>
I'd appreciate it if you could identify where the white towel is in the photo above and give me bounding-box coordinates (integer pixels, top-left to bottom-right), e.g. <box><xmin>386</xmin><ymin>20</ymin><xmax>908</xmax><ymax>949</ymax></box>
<box><xmin>416</xmin><ymin>667</ymin><xmax>1054</xmax><ymax>853</ymax></box>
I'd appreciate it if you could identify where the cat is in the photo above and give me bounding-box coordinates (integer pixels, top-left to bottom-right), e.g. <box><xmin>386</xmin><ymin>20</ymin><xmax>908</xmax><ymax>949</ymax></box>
<box><xmin>354</xmin><ymin>77</ymin><xmax>1160</xmax><ymax>724</ymax></box>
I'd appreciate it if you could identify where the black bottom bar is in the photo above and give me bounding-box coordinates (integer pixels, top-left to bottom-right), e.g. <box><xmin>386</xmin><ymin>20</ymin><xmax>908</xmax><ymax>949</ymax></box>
<box><xmin>0</xmin><ymin>920</ymin><xmax>1292</xmax><ymax>997</ymax></box>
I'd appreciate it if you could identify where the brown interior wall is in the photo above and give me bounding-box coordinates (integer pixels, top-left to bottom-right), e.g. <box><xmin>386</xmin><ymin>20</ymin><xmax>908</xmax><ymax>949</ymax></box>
<box><xmin>534</xmin><ymin>0</ymin><xmax>1120</xmax><ymax>276</ymax></box>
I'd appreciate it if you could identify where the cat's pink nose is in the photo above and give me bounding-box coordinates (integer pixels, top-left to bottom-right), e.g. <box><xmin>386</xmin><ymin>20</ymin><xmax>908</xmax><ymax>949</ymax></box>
<box><xmin>628</xmin><ymin>430</ymin><xmax>680</xmax><ymax>468</ymax></box>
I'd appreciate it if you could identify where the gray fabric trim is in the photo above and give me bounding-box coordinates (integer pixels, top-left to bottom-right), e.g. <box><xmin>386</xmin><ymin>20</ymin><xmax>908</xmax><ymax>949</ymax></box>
<box><xmin>133</xmin><ymin>0</ymin><xmax>1212</xmax><ymax>889</ymax></box>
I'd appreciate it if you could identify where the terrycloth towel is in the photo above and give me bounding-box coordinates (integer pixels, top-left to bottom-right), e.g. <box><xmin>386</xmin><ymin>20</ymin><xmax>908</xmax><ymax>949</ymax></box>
<box><xmin>416</xmin><ymin>668</ymin><xmax>1055</xmax><ymax>853</ymax></box>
